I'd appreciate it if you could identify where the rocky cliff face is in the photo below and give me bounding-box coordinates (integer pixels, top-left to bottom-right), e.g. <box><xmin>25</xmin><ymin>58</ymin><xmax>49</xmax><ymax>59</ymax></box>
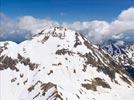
<box><xmin>0</xmin><ymin>27</ymin><xmax>134</xmax><ymax>100</ymax></box>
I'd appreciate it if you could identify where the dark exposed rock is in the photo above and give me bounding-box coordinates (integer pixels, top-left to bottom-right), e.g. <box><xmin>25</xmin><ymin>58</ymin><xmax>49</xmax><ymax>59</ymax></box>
<box><xmin>81</xmin><ymin>34</ymin><xmax>93</xmax><ymax>50</ymax></box>
<box><xmin>76</xmin><ymin>94</ymin><xmax>80</xmax><ymax>99</ymax></box>
<box><xmin>74</xmin><ymin>32</ymin><xmax>82</xmax><ymax>48</ymax></box>
<box><xmin>33</xmin><ymin>92</ymin><xmax>40</xmax><ymax>99</ymax></box>
<box><xmin>94</xmin><ymin>78</ymin><xmax>111</xmax><ymax>88</ymax></box>
<box><xmin>55</xmin><ymin>48</ymin><xmax>75</xmax><ymax>56</ymax></box>
<box><xmin>11</xmin><ymin>77</ymin><xmax>17</xmax><ymax>83</ymax></box>
<box><xmin>58</xmin><ymin>62</ymin><xmax>62</xmax><ymax>65</ymax></box>
<box><xmin>28</xmin><ymin>81</ymin><xmax>42</xmax><ymax>92</ymax></box>
<box><xmin>41</xmin><ymin>36</ymin><xmax>49</xmax><ymax>43</ymax></box>
<box><xmin>0</xmin><ymin>42</ymin><xmax>8</xmax><ymax>55</ymax></box>
<box><xmin>82</xmin><ymin>83</ymin><xmax>97</xmax><ymax>91</ymax></box>
<box><xmin>97</xmin><ymin>66</ymin><xmax>115</xmax><ymax>80</ymax></box>
<box><xmin>73</xmin><ymin>69</ymin><xmax>76</xmax><ymax>73</ymax></box>
<box><xmin>57</xmin><ymin>45</ymin><xmax>60</xmax><ymax>47</ymax></box>
<box><xmin>23</xmin><ymin>79</ymin><xmax>28</xmax><ymax>85</ymax></box>
<box><xmin>51</xmin><ymin>27</ymin><xmax>65</xmax><ymax>39</ymax></box>
<box><xmin>120</xmin><ymin>76</ymin><xmax>131</xmax><ymax>85</ymax></box>
<box><xmin>18</xmin><ymin>54</ymin><xmax>39</xmax><ymax>70</ymax></box>
<box><xmin>82</xmin><ymin>64</ymin><xmax>87</xmax><ymax>72</ymax></box>
<box><xmin>0</xmin><ymin>55</ymin><xmax>18</xmax><ymax>71</ymax></box>
<box><xmin>52</xmin><ymin>62</ymin><xmax>62</xmax><ymax>66</ymax></box>
<box><xmin>20</xmin><ymin>74</ymin><xmax>24</xmax><ymax>78</ymax></box>
<box><xmin>82</xmin><ymin>77</ymin><xmax>111</xmax><ymax>91</ymax></box>
<box><xmin>0</xmin><ymin>54</ymin><xmax>39</xmax><ymax>71</ymax></box>
<box><xmin>125</xmin><ymin>66</ymin><xmax>134</xmax><ymax>78</ymax></box>
<box><xmin>28</xmin><ymin>84</ymin><xmax>35</xmax><ymax>92</ymax></box>
<box><xmin>41</xmin><ymin>82</ymin><xmax>56</xmax><ymax>95</ymax></box>
<box><xmin>48</xmin><ymin>70</ymin><xmax>53</xmax><ymax>75</ymax></box>
<box><xmin>38</xmin><ymin>30</ymin><xmax>44</xmax><ymax>35</ymax></box>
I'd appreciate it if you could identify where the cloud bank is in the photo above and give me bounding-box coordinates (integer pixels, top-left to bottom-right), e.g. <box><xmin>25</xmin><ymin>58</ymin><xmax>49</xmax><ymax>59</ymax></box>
<box><xmin>0</xmin><ymin>13</ymin><xmax>59</xmax><ymax>35</ymax></box>
<box><xmin>0</xmin><ymin>7</ymin><xmax>134</xmax><ymax>43</ymax></box>
<box><xmin>63</xmin><ymin>7</ymin><xmax>134</xmax><ymax>43</ymax></box>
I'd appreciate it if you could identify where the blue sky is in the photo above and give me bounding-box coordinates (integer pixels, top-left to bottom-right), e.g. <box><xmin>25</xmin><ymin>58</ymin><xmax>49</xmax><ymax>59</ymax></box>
<box><xmin>1</xmin><ymin>0</ymin><xmax>134</xmax><ymax>22</ymax></box>
<box><xmin>0</xmin><ymin>0</ymin><xmax>134</xmax><ymax>43</ymax></box>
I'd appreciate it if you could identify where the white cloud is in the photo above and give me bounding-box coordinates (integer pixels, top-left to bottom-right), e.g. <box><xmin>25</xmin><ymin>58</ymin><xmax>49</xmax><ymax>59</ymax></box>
<box><xmin>63</xmin><ymin>20</ymin><xmax>110</xmax><ymax>43</ymax></box>
<box><xmin>109</xmin><ymin>7</ymin><xmax>134</xmax><ymax>36</ymax></box>
<box><xmin>0</xmin><ymin>12</ymin><xmax>17</xmax><ymax>35</ymax></box>
<box><xmin>18</xmin><ymin>16</ymin><xmax>59</xmax><ymax>34</ymax></box>
<box><xmin>118</xmin><ymin>7</ymin><xmax>134</xmax><ymax>21</ymax></box>
<box><xmin>0</xmin><ymin>13</ymin><xmax>59</xmax><ymax>36</ymax></box>
<box><xmin>0</xmin><ymin>7</ymin><xmax>134</xmax><ymax>43</ymax></box>
<box><xmin>63</xmin><ymin>7</ymin><xmax>134</xmax><ymax>43</ymax></box>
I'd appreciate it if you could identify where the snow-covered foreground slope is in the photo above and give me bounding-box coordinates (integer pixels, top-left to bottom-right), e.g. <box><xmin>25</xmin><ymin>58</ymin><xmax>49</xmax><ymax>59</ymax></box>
<box><xmin>0</xmin><ymin>27</ymin><xmax>134</xmax><ymax>100</ymax></box>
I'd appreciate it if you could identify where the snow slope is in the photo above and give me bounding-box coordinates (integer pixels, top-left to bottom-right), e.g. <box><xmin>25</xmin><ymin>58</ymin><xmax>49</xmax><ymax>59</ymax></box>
<box><xmin>0</xmin><ymin>27</ymin><xmax>134</xmax><ymax>100</ymax></box>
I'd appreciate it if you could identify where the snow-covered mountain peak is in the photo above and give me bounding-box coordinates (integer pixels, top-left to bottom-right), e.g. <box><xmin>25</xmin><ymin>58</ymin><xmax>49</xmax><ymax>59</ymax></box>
<box><xmin>0</xmin><ymin>27</ymin><xmax>134</xmax><ymax>100</ymax></box>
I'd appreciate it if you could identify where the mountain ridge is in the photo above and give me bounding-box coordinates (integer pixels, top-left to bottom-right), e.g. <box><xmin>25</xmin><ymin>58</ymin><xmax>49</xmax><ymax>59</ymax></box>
<box><xmin>102</xmin><ymin>41</ymin><xmax>134</xmax><ymax>78</ymax></box>
<box><xmin>0</xmin><ymin>27</ymin><xmax>134</xmax><ymax>100</ymax></box>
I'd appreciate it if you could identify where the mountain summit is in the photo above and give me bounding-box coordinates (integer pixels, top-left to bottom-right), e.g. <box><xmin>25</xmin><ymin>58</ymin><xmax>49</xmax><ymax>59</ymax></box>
<box><xmin>0</xmin><ymin>27</ymin><xmax>134</xmax><ymax>100</ymax></box>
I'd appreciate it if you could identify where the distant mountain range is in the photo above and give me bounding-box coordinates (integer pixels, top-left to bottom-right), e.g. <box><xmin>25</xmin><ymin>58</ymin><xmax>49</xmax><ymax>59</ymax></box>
<box><xmin>102</xmin><ymin>41</ymin><xmax>134</xmax><ymax>78</ymax></box>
